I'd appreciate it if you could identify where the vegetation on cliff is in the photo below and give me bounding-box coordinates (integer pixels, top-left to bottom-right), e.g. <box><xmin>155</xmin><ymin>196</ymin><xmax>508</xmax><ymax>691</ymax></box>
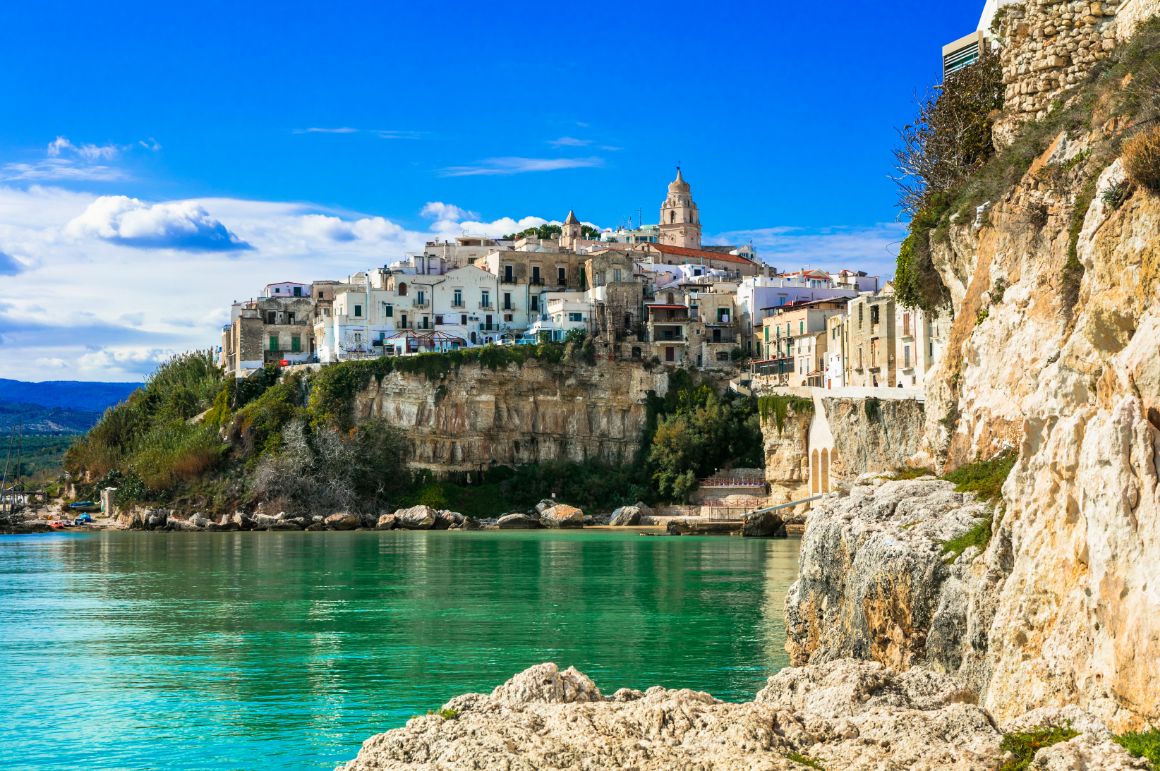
<box><xmin>65</xmin><ymin>347</ymin><xmax>762</xmax><ymax>516</ymax></box>
<box><xmin>893</xmin><ymin>18</ymin><xmax>1160</xmax><ymax>316</ymax></box>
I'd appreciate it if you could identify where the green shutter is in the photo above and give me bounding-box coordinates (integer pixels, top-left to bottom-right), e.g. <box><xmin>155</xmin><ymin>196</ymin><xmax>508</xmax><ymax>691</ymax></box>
<box><xmin>291</xmin><ymin>335</ymin><xmax>301</xmax><ymax>352</ymax></box>
<box><xmin>269</xmin><ymin>335</ymin><xmax>278</xmax><ymax>351</ymax></box>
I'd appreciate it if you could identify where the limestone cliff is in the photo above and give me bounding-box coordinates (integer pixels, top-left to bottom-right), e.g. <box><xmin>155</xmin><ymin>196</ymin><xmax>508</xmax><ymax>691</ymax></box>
<box><xmin>760</xmin><ymin>394</ymin><xmax>925</xmax><ymax>502</ymax></box>
<box><xmin>787</xmin><ymin>10</ymin><xmax>1160</xmax><ymax>733</ymax></box>
<box><xmin>350</xmin><ymin>360</ymin><xmax>668</xmax><ymax>474</ymax></box>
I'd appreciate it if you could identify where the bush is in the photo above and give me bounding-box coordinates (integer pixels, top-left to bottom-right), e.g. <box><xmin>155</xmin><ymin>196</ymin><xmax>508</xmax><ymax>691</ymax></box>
<box><xmin>893</xmin><ymin>52</ymin><xmax>1004</xmax><ymax>217</ymax></box>
<box><xmin>999</xmin><ymin>727</ymin><xmax>1079</xmax><ymax>771</ymax></box>
<box><xmin>1123</xmin><ymin>125</ymin><xmax>1160</xmax><ymax>194</ymax></box>
<box><xmin>1114</xmin><ymin>729</ymin><xmax>1160</xmax><ymax>767</ymax></box>
<box><xmin>942</xmin><ymin>517</ymin><xmax>993</xmax><ymax>562</ymax></box>
<box><xmin>943</xmin><ymin>450</ymin><xmax>1016</xmax><ymax>503</ymax></box>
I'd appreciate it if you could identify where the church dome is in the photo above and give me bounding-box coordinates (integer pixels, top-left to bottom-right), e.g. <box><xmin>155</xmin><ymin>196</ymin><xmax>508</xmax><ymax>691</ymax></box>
<box><xmin>668</xmin><ymin>167</ymin><xmax>690</xmax><ymax>193</ymax></box>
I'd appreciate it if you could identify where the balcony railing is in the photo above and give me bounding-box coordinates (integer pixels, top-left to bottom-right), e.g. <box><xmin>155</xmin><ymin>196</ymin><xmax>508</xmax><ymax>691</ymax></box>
<box><xmin>479</xmin><ymin>303</ymin><xmax>494</xmax><ymax>310</ymax></box>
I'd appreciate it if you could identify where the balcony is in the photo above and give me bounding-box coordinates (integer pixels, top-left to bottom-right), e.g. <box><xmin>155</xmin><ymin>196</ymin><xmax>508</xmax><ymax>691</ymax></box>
<box><xmin>530</xmin><ymin>277</ymin><xmax>544</xmax><ymax>286</ymax></box>
<box><xmin>479</xmin><ymin>302</ymin><xmax>494</xmax><ymax>311</ymax></box>
<box><xmin>413</xmin><ymin>300</ymin><xmax>430</xmax><ymax>309</ymax></box>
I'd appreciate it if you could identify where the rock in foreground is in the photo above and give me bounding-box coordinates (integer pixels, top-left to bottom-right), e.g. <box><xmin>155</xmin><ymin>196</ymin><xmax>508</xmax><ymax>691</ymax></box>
<box><xmin>342</xmin><ymin>659</ymin><xmax>1134</xmax><ymax>770</ymax></box>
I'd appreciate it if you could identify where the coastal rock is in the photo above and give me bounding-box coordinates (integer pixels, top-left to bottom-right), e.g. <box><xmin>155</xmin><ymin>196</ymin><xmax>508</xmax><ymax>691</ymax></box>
<box><xmin>741</xmin><ymin>509</ymin><xmax>786</xmax><ymax>538</ymax></box>
<box><xmin>666</xmin><ymin>519</ymin><xmax>738</xmax><ymax>535</ymax></box>
<box><xmin>144</xmin><ymin>510</ymin><xmax>169</xmax><ymax>530</ymax></box>
<box><xmin>533</xmin><ymin>499</ymin><xmax>556</xmax><ymax>515</ymax></box>
<box><xmin>325</xmin><ymin>512</ymin><xmax>361</xmax><ymax>531</ymax></box>
<box><xmin>609</xmin><ymin>505</ymin><xmax>642</xmax><ymax>526</ymax></box>
<box><xmin>166</xmin><ymin>515</ymin><xmax>200</xmax><ymax>532</ymax></box>
<box><xmin>497</xmin><ymin>513</ymin><xmax>541</xmax><ymax>529</ymax></box>
<box><xmin>375</xmin><ymin>514</ymin><xmax>399</xmax><ymax>530</ymax></box>
<box><xmin>539</xmin><ymin>504</ymin><xmax>584</xmax><ymax>528</ymax></box>
<box><xmin>784</xmin><ymin>478</ymin><xmax>993</xmax><ymax>690</ymax></box>
<box><xmin>393</xmin><ymin>505</ymin><xmax>438</xmax><ymax>530</ymax></box>
<box><xmin>188</xmin><ymin>512</ymin><xmax>212</xmax><ymax>529</ymax></box>
<box><xmin>339</xmin><ymin>659</ymin><xmax>1025</xmax><ymax>771</ymax></box>
<box><xmin>434</xmin><ymin>510</ymin><xmax>465</xmax><ymax>530</ymax></box>
<box><xmin>461</xmin><ymin>517</ymin><xmax>482</xmax><ymax>530</ymax></box>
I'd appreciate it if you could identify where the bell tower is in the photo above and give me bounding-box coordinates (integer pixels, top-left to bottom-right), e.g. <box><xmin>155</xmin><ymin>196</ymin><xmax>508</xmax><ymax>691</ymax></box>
<box><xmin>561</xmin><ymin>210</ymin><xmax>582</xmax><ymax>249</ymax></box>
<box><xmin>658</xmin><ymin>167</ymin><xmax>701</xmax><ymax>249</ymax></box>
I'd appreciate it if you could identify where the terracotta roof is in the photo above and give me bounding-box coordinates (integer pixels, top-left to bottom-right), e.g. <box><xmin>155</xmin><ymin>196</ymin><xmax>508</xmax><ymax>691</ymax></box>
<box><xmin>646</xmin><ymin>242</ymin><xmax>756</xmax><ymax>266</ymax></box>
<box><xmin>646</xmin><ymin>304</ymin><xmax>689</xmax><ymax>311</ymax></box>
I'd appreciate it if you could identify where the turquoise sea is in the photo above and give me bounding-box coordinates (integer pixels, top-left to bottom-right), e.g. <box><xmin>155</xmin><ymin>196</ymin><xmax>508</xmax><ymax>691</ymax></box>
<box><xmin>0</xmin><ymin>530</ymin><xmax>799</xmax><ymax>770</ymax></box>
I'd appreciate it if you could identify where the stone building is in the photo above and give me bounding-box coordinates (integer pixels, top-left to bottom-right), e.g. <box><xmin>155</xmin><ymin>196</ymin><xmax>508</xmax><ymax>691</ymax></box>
<box><xmin>220</xmin><ymin>293</ymin><xmax>316</xmax><ymax>376</ymax></box>
<box><xmin>755</xmin><ymin>300</ymin><xmax>847</xmax><ymax>386</ymax></box>
<box><xmin>843</xmin><ymin>293</ymin><xmax>897</xmax><ymax>388</ymax></box>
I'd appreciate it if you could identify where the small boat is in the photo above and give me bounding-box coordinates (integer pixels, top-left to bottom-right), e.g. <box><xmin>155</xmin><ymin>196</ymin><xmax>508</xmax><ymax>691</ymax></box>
<box><xmin>68</xmin><ymin>501</ymin><xmax>101</xmax><ymax>513</ymax></box>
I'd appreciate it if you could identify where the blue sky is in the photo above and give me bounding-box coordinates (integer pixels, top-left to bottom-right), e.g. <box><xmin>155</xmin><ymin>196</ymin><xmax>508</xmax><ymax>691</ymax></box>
<box><xmin>0</xmin><ymin>1</ymin><xmax>982</xmax><ymax>381</ymax></box>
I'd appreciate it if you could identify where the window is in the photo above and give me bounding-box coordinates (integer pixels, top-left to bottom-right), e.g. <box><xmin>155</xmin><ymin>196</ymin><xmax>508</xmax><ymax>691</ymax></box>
<box><xmin>416</xmin><ymin>290</ymin><xmax>426</xmax><ymax>306</ymax></box>
<box><xmin>384</xmin><ymin>304</ymin><xmax>393</xmax><ymax>318</ymax></box>
<box><xmin>503</xmin><ymin>264</ymin><xmax>514</xmax><ymax>282</ymax></box>
<box><xmin>293</xmin><ymin>286</ymin><xmax>302</xmax><ymax>297</ymax></box>
<box><xmin>532</xmin><ymin>266</ymin><xmax>541</xmax><ymax>284</ymax></box>
<box><xmin>904</xmin><ymin>345</ymin><xmax>911</xmax><ymax>368</ymax></box>
<box><xmin>291</xmin><ymin>335</ymin><xmax>301</xmax><ymax>353</ymax></box>
<box><xmin>354</xmin><ymin>304</ymin><xmax>362</xmax><ymax>317</ymax></box>
<box><xmin>613</xmin><ymin>269</ymin><xmax>622</xmax><ymax>282</ymax></box>
<box><xmin>398</xmin><ymin>283</ymin><xmax>407</xmax><ymax>296</ymax></box>
<box><xmin>481</xmin><ymin>290</ymin><xmax>490</xmax><ymax>308</ymax></box>
<box><xmin>871</xmin><ymin>305</ymin><xmax>880</xmax><ymax>325</ymax></box>
<box><xmin>858</xmin><ymin>305</ymin><xmax>864</xmax><ymax>327</ymax></box>
<box><xmin>799</xmin><ymin>320</ymin><xmax>804</xmax><ymax>334</ymax></box>
<box><xmin>530</xmin><ymin>295</ymin><xmax>539</xmax><ymax>312</ymax></box>
<box><xmin>453</xmin><ymin>289</ymin><xmax>463</xmax><ymax>307</ymax></box>
<box><xmin>435</xmin><ymin>315</ymin><xmax>444</xmax><ymax>325</ymax></box>
<box><xmin>569</xmin><ymin>312</ymin><xmax>583</xmax><ymax>322</ymax></box>
<box><xmin>557</xmin><ymin>267</ymin><xmax>566</xmax><ymax>285</ymax></box>
<box><xmin>268</xmin><ymin>334</ymin><xmax>279</xmax><ymax>351</ymax></box>
<box><xmin>504</xmin><ymin>313</ymin><xmax>513</xmax><ymax>322</ymax></box>
<box><xmin>266</xmin><ymin>311</ymin><xmax>276</xmax><ymax>324</ymax></box>
<box><xmin>503</xmin><ymin>292</ymin><xmax>512</xmax><ymax>311</ymax></box>
<box><xmin>287</xmin><ymin>312</ymin><xmax>295</xmax><ymax>324</ymax></box>
<box><xmin>420</xmin><ymin>316</ymin><xmax>429</xmax><ymax>329</ymax></box>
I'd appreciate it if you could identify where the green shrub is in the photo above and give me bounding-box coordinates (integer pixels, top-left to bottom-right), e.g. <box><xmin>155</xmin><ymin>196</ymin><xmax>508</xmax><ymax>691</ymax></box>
<box><xmin>999</xmin><ymin>726</ymin><xmax>1079</xmax><ymax>771</ymax></box>
<box><xmin>428</xmin><ymin>708</ymin><xmax>459</xmax><ymax>720</ymax></box>
<box><xmin>942</xmin><ymin>517</ymin><xmax>993</xmax><ymax>562</ymax></box>
<box><xmin>1114</xmin><ymin>729</ymin><xmax>1160</xmax><ymax>767</ymax></box>
<box><xmin>944</xmin><ymin>450</ymin><xmax>1016</xmax><ymax>503</ymax></box>
<box><xmin>889</xmin><ymin>467</ymin><xmax>935</xmax><ymax>480</ymax></box>
<box><xmin>785</xmin><ymin>751</ymin><xmax>825</xmax><ymax>769</ymax></box>
<box><xmin>863</xmin><ymin>397</ymin><xmax>882</xmax><ymax>422</ymax></box>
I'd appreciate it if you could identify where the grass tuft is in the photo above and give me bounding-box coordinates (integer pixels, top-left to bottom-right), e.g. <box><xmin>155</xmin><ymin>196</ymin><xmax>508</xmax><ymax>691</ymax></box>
<box><xmin>943</xmin><ymin>450</ymin><xmax>1016</xmax><ymax>503</ymax></box>
<box><xmin>942</xmin><ymin>517</ymin><xmax>993</xmax><ymax>562</ymax></box>
<box><xmin>785</xmin><ymin>751</ymin><xmax>825</xmax><ymax>769</ymax></box>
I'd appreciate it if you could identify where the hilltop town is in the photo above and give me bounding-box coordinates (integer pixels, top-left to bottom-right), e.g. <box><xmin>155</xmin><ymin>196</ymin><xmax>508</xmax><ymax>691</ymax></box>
<box><xmin>219</xmin><ymin>170</ymin><xmax>946</xmax><ymax>391</ymax></box>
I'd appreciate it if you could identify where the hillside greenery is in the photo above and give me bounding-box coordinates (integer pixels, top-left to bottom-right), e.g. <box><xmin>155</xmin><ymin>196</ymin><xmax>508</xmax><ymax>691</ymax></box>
<box><xmin>64</xmin><ymin>348</ymin><xmax>763</xmax><ymax>516</ymax></box>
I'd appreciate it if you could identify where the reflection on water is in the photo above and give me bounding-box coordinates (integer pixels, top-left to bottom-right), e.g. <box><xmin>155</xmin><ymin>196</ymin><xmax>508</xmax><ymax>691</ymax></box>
<box><xmin>0</xmin><ymin>530</ymin><xmax>799</xmax><ymax>770</ymax></box>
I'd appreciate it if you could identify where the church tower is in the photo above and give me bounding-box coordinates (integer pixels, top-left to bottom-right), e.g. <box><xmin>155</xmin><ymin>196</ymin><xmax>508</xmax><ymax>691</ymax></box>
<box><xmin>658</xmin><ymin>167</ymin><xmax>701</xmax><ymax>249</ymax></box>
<box><xmin>561</xmin><ymin>209</ymin><xmax>582</xmax><ymax>250</ymax></box>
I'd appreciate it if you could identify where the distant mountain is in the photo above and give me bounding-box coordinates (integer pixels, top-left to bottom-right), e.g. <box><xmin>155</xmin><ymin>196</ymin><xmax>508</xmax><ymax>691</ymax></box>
<box><xmin>0</xmin><ymin>401</ymin><xmax>103</xmax><ymax>435</ymax></box>
<box><xmin>0</xmin><ymin>378</ymin><xmax>140</xmax><ymax>413</ymax></box>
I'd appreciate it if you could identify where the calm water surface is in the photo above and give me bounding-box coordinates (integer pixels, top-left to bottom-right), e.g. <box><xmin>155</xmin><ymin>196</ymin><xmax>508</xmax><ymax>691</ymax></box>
<box><xmin>0</xmin><ymin>530</ymin><xmax>799</xmax><ymax>770</ymax></box>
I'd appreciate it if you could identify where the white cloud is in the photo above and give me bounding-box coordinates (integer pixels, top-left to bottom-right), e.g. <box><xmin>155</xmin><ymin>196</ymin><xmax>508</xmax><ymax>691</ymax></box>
<box><xmin>77</xmin><ymin>347</ymin><xmax>177</xmax><ymax>378</ymax></box>
<box><xmin>47</xmin><ymin>136</ymin><xmax>120</xmax><ymax>161</ymax></box>
<box><xmin>439</xmin><ymin>156</ymin><xmax>604</xmax><ymax>177</ymax></box>
<box><xmin>294</xmin><ymin>127</ymin><xmax>360</xmax><ymax>134</ymax></box>
<box><xmin>65</xmin><ymin>195</ymin><xmax>252</xmax><ymax>251</ymax></box>
<box><xmin>1</xmin><ymin>135</ymin><xmax>157</xmax><ymax>183</ymax></box>
<box><xmin>712</xmin><ymin>223</ymin><xmax>906</xmax><ymax>279</ymax></box>
<box><xmin>548</xmin><ymin>136</ymin><xmax>592</xmax><ymax>147</ymax></box>
<box><xmin>420</xmin><ymin>202</ymin><xmax>479</xmax><ymax>221</ymax></box>
<box><xmin>292</xmin><ymin>127</ymin><xmax>422</xmax><ymax>140</ymax></box>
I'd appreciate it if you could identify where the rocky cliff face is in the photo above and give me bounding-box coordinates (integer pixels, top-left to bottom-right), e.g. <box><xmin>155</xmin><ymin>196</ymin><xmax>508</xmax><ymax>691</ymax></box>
<box><xmin>761</xmin><ymin>396</ymin><xmax>926</xmax><ymax>502</ymax></box>
<box><xmin>351</xmin><ymin>360</ymin><xmax>668</xmax><ymax>474</ymax></box>
<box><xmin>786</xmin><ymin>21</ymin><xmax>1160</xmax><ymax>733</ymax></box>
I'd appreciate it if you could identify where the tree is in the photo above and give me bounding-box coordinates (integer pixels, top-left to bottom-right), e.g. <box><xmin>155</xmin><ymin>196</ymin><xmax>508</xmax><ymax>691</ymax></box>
<box><xmin>580</xmin><ymin>224</ymin><xmax>601</xmax><ymax>239</ymax></box>
<box><xmin>893</xmin><ymin>53</ymin><xmax>1004</xmax><ymax>217</ymax></box>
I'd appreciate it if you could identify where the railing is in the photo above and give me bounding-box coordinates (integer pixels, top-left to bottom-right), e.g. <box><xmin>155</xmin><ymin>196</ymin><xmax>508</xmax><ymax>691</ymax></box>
<box><xmin>479</xmin><ymin>303</ymin><xmax>494</xmax><ymax>310</ymax></box>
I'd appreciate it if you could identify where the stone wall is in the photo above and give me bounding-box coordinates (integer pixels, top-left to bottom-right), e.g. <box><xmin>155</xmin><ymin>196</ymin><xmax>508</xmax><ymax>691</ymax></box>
<box><xmin>994</xmin><ymin>0</ymin><xmax>1160</xmax><ymax>143</ymax></box>
<box><xmin>351</xmin><ymin>360</ymin><xmax>669</xmax><ymax>475</ymax></box>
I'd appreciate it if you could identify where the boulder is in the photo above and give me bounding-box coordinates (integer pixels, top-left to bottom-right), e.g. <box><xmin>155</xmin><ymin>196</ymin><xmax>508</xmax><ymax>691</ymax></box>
<box><xmin>633</xmin><ymin>501</ymin><xmax>654</xmax><ymax>519</ymax></box>
<box><xmin>666</xmin><ymin>519</ymin><xmax>738</xmax><ymax>536</ymax></box>
<box><xmin>497</xmin><ymin>513</ymin><xmax>542</xmax><ymax>529</ymax></box>
<box><xmin>375</xmin><ymin>513</ymin><xmax>399</xmax><ymax>530</ymax></box>
<box><xmin>324</xmin><ymin>512</ymin><xmax>361</xmax><ymax>531</ymax></box>
<box><xmin>534</xmin><ymin>499</ymin><xmax>557</xmax><ymax>515</ymax></box>
<box><xmin>741</xmin><ymin>510</ymin><xmax>787</xmax><ymax>538</ymax></box>
<box><xmin>252</xmin><ymin>513</ymin><xmax>282</xmax><ymax>529</ymax></box>
<box><xmin>609</xmin><ymin>506</ymin><xmax>642</xmax><ymax>526</ymax></box>
<box><xmin>304</xmin><ymin>521</ymin><xmax>326</xmax><ymax>532</ymax></box>
<box><xmin>434</xmin><ymin>510</ymin><xmax>465</xmax><ymax>530</ymax></box>
<box><xmin>188</xmin><ymin>512</ymin><xmax>212</xmax><ymax>529</ymax></box>
<box><xmin>461</xmin><ymin>517</ymin><xmax>482</xmax><ymax>530</ymax></box>
<box><xmin>394</xmin><ymin>505</ymin><xmax>439</xmax><ymax>530</ymax></box>
<box><xmin>229</xmin><ymin>511</ymin><xmax>252</xmax><ymax>530</ymax></box>
<box><xmin>540</xmin><ymin>504</ymin><xmax>585</xmax><ymax>528</ymax></box>
<box><xmin>166</xmin><ymin>515</ymin><xmax>200</xmax><ymax>532</ymax></box>
<box><xmin>144</xmin><ymin>510</ymin><xmax>169</xmax><ymax>531</ymax></box>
